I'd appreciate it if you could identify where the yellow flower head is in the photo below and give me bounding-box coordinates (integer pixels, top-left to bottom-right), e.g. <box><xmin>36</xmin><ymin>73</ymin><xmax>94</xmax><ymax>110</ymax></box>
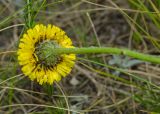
<box><xmin>17</xmin><ymin>24</ymin><xmax>76</xmax><ymax>85</ymax></box>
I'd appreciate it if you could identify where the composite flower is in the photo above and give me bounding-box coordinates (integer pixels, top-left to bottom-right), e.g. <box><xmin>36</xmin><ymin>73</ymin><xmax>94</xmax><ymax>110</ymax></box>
<box><xmin>17</xmin><ymin>24</ymin><xmax>76</xmax><ymax>85</ymax></box>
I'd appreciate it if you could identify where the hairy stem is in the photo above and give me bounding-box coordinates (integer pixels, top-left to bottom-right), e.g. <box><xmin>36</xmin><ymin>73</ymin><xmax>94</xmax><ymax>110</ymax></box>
<box><xmin>52</xmin><ymin>47</ymin><xmax>160</xmax><ymax>64</ymax></box>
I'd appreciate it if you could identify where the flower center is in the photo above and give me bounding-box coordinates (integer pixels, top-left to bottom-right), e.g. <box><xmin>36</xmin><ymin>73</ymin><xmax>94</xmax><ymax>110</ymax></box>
<box><xmin>35</xmin><ymin>40</ymin><xmax>61</xmax><ymax>67</ymax></box>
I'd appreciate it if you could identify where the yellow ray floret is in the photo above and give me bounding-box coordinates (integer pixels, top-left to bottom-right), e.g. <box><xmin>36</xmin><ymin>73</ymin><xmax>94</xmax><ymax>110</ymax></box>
<box><xmin>17</xmin><ymin>24</ymin><xmax>76</xmax><ymax>85</ymax></box>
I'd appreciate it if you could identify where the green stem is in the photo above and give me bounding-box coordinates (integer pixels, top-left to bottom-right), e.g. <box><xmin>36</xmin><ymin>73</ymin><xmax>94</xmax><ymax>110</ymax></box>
<box><xmin>52</xmin><ymin>47</ymin><xmax>160</xmax><ymax>64</ymax></box>
<box><xmin>26</xmin><ymin>0</ymin><xmax>31</xmax><ymax>28</ymax></box>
